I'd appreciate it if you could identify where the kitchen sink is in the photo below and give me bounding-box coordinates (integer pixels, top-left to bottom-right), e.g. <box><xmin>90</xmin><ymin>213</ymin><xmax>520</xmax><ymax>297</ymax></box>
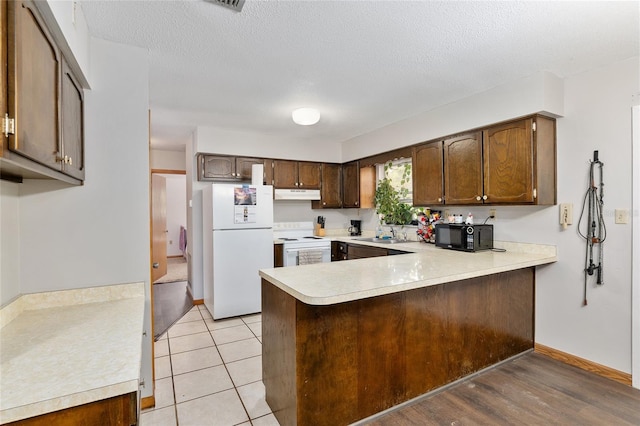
<box><xmin>353</xmin><ymin>237</ymin><xmax>403</xmax><ymax>244</ymax></box>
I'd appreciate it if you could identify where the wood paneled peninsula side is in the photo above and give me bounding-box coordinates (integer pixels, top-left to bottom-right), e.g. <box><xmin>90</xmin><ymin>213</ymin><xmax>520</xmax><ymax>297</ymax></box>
<box><xmin>259</xmin><ymin>241</ymin><xmax>556</xmax><ymax>426</ymax></box>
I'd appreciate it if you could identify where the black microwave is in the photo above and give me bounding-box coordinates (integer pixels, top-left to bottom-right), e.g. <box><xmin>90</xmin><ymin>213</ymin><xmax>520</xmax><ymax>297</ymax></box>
<box><xmin>435</xmin><ymin>223</ymin><xmax>494</xmax><ymax>252</ymax></box>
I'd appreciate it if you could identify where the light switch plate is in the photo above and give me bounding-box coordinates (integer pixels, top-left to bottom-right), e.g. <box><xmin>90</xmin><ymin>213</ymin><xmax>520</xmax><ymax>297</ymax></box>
<box><xmin>560</xmin><ymin>203</ymin><xmax>573</xmax><ymax>225</ymax></box>
<box><xmin>615</xmin><ymin>209</ymin><xmax>629</xmax><ymax>224</ymax></box>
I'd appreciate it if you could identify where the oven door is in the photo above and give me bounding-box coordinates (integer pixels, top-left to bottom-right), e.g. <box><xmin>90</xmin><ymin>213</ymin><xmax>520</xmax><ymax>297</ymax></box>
<box><xmin>283</xmin><ymin>246</ymin><xmax>331</xmax><ymax>266</ymax></box>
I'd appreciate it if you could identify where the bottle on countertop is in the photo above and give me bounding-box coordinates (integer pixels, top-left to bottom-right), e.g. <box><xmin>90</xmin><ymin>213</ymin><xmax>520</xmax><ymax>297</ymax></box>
<box><xmin>465</xmin><ymin>213</ymin><xmax>473</xmax><ymax>225</ymax></box>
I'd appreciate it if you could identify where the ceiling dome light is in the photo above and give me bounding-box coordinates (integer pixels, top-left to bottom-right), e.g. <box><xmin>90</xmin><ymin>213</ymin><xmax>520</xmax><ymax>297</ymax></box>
<box><xmin>292</xmin><ymin>107</ymin><xmax>320</xmax><ymax>126</ymax></box>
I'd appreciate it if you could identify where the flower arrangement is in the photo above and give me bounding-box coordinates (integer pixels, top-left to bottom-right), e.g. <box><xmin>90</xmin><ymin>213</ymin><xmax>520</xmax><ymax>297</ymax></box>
<box><xmin>416</xmin><ymin>210</ymin><xmax>441</xmax><ymax>243</ymax></box>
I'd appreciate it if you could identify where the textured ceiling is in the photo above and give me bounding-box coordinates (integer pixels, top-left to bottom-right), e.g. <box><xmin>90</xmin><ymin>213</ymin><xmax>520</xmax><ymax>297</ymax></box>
<box><xmin>80</xmin><ymin>1</ymin><xmax>640</xmax><ymax>151</ymax></box>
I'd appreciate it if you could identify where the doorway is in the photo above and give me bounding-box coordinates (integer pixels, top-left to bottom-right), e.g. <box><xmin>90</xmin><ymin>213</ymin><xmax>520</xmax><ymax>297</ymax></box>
<box><xmin>151</xmin><ymin>169</ymin><xmax>191</xmax><ymax>340</ymax></box>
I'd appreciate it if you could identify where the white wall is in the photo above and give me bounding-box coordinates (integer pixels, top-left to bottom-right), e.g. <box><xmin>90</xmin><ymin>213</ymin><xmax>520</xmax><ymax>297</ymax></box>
<box><xmin>47</xmin><ymin>0</ymin><xmax>90</xmax><ymax>79</ymax></box>
<box><xmin>159</xmin><ymin>174</ymin><xmax>187</xmax><ymax>257</ymax></box>
<box><xmin>632</xmin><ymin>102</ymin><xmax>640</xmax><ymax>388</ymax></box>
<box><xmin>271</xmin><ymin>201</ymin><xmax>373</xmax><ymax>231</ymax></box>
<box><xmin>195</xmin><ymin>126</ymin><xmax>342</xmax><ymax>163</ymax></box>
<box><xmin>17</xmin><ymin>38</ymin><xmax>153</xmax><ymax>397</ymax></box>
<box><xmin>342</xmin><ymin>71</ymin><xmax>564</xmax><ymax>162</ymax></box>
<box><xmin>151</xmin><ymin>149</ymin><xmax>187</xmax><ymax>258</ymax></box>
<box><xmin>346</xmin><ymin>57</ymin><xmax>639</xmax><ymax>374</ymax></box>
<box><xmin>151</xmin><ymin>149</ymin><xmax>187</xmax><ymax>171</ymax></box>
<box><xmin>534</xmin><ymin>57</ymin><xmax>636</xmax><ymax>373</ymax></box>
<box><xmin>0</xmin><ymin>181</ymin><xmax>21</xmax><ymax>306</ymax></box>
<box><xmin>185</xmin><ymin>133</ymin><xmax>203</xmax><ymax>299</ymax></box>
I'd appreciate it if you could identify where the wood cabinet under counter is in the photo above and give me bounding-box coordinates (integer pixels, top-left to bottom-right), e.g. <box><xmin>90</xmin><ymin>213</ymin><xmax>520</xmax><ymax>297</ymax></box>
<box><xmin>259</xmin><ymin>242</ymin><xmax>556</xmax><ymax>425</ymax></box>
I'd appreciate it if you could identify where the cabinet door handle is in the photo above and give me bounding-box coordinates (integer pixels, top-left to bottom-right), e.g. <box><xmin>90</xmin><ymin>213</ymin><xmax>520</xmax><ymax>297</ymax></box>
<box><xmin>295</xmin><ymin>182</ymin><xmax>299</xmax><ymax>186</ymax></box>
<box><xmin>323</xmin><ymin>202</ymin><xmax>326</xmax><ymax>206</ymax></box>
<box><xmin>299</xmin><ymin>182</ymin><xmax>303</xmax><ymax>186</ymax></box>
<box><xmin>355</xmin><ymin>201</ymin><xmax>358</xmax><ymax>206</ymax></box>
<box><xmin>56</xmin><ymin>154</ymin><xmax>73</xmax><ymax>165</ymax></box>
<box><xmin>438</xmin><ymin>198</ymin><xmax>442</xmax><ymax>202</ymax></box>
<box><xmin>476</xmin><ymin>196</ymin><xmax>481</xmax><ymax>201</ymax></box>
<box><xmin>482</xmin><ymin>195</ymin><xmax>488</xmax><ymax>200</ymax></box>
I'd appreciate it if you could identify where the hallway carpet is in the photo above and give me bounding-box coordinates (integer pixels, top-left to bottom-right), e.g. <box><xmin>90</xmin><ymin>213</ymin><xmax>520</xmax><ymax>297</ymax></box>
<box><xmin>153</xmin><ymin>280</ymin><xmax>192</xmax><ymax>340</ymax></box>
<box><xmin>154</xmin><ymin>257</ymin><xmax>188</xmax><ymax>284</ymax></box>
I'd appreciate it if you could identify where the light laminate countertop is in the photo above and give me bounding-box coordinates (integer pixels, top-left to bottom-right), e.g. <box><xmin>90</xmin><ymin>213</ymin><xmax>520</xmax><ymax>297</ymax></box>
<box><xmin>0</xmin><ymin>282</ymin><xmax>145</xmax><ymax>424</ymax></box>
<box><xmin>259</xmin><ymin>239</ymin><xmax>556</xmax><ymax>305</ymax></box>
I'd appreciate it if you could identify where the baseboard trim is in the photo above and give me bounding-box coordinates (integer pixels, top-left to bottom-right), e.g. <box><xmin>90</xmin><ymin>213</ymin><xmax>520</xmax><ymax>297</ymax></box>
<box><xmin>535</xmin><ymin>343</ymin><xmax>631</xmax><ymax>386</ymax></box>
<box><xmin>193</xmin><ymin>299</ymin><xmax>204</xmax><ymax>305</ymax></box>
<box><xmin>140</xmin><ymin>395</ymin><xmax>155</xmax><ymax>410</ymax></box>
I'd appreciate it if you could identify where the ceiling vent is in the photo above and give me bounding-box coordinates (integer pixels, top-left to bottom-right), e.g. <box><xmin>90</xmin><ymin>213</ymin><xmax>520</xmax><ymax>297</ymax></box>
<box><xmin>205</xmin><ymin>0</ymin><xmax>245</xmax><ymax>12</ymax></box>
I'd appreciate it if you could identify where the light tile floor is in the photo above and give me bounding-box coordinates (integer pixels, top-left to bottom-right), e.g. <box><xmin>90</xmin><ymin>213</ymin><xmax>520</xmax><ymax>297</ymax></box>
<box><xmin>141</xmin><ymin>305</ymin><xmax>280</xmax><ymax>426</ymax></box>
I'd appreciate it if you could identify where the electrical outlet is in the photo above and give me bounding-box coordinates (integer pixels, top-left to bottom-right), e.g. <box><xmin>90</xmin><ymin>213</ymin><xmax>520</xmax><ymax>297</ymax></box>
<box><xmin>489</xmin><ymin>209</ymin><xmax>497</xmax><ymax>219</ymax></box>
<box><xmin>560</xmin><ymin>203</ymin><xmax>573</xmax><ymax>225</ymax></box>
<box><xmin>615</xmin><ymin>209</ymin><xmax>629</xmax><ymax>224</ymax></box>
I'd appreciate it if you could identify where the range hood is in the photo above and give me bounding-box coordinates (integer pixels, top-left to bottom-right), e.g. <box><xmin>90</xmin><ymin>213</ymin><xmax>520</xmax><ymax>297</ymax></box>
<box><xmin>274</xmin><ymin>188</ymin><xmax>321</xmax><ymax>201</ymax></box>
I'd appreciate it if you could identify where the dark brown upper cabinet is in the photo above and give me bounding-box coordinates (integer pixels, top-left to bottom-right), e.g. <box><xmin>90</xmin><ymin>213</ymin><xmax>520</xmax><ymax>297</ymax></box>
<box><xmin>483</xmin><ymin>116</ymin><xmax>556</xmax><ymax>205</ymax></box>
<box><xmin>2</xmin><ymin>0</ymin><xmax>85</xmax><ymax>184</ymax></box>
<box><xmin>198</xmin><ymin>155</ymin><xmax>264</xmax><ymax>181</ymax></box>
<box><xmin>341</xmin><ymin>160</ymin><xmax>360</xmax><ymax>208</ymax></box>
<box><xmin>413</xmin><ymin>115</ymin><xmax>556</xmax><ymax>206</ymax></box>
<box><xmin>263</xmin><ymin>159</ymin><xmax>274</xmax><ymax>185</ymax></box>
<box><xmin>444</xmin><ymin>132</ymin><xmax>483</xmax><ymax>205</ymax></box>
<box><xmin>312</xmin><ymin>163</ymin><xmax>342</xmax><ymax>209</ymax></box>
<box><xmin>412</xmin><ymin>141</ymin><xmax>444</xmax><ymax>206</ymax></box>
<box><xmin>60</xmin><ymin>58</ymin><xmax>85</xmax><ymax>180</ymax></box>
<box><xmin>273</xmin><ymin>160</ymin><xmax>320</xmax><ymax>189</ymax></box>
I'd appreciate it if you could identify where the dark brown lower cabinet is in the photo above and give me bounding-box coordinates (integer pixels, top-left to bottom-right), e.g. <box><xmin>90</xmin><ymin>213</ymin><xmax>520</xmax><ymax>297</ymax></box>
<box><xmin>334</xmin><ymin>241</ymin><xmax>348</xmax><ymax>261</ymax></box>
<box><xmin>262</xmin><ymin>267</ymin><xmax>534</xmax><ymax>426</ymax></box>
<box><xmin>274</xmin><ymin>243</ymin><xmax>283</xmax><ymax>267</ymax></box>
<box><xmin>5</xmin><ymin>392</ymin><xmax>137</xmax><ymax>426</ymax></box>
<box><xmin>346</xmin><ymin>243</ymin><xmax>387</xmax><ymax>260</ymax></box>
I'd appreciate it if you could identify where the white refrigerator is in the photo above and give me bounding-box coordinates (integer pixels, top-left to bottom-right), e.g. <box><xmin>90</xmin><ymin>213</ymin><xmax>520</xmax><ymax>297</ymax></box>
<box><xmin>202</xmin><ymin>183</ymin><xmax>274</xmax><ymax>320</ymax></box>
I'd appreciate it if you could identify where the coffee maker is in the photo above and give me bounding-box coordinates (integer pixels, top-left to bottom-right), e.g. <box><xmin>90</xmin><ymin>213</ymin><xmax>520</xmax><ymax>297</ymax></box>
<box><xmin>349</xmin><ymin>220</ymin><xmax>362</xmax><ymax>236</ymax></box>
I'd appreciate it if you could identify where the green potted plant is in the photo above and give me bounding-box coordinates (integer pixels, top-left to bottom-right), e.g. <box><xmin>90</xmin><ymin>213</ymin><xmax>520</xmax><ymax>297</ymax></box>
<box><xmin>373</xmin><ymin>162</ymin><xmax>414</xmax><ymax>226</ymax></box>
<box><xmin>373</xmin><ymin>177</ymin><xmax>400</xmax><ymax>224</ymax></box>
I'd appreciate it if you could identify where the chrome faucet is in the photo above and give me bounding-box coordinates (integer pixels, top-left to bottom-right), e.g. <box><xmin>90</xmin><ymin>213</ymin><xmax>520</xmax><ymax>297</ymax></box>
<box><xmin>389</xmin><ymin>226</ymin><xmax>396</xmax><ymax>239</ymax></box>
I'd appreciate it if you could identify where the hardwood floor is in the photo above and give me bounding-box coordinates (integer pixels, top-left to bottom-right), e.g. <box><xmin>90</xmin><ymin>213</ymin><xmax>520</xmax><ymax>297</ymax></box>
<box><xmin>153</xmin><ymin>280</ymin><xmax>193</xmax><ymax>340</ymax></box>
<box><xmin>362</xmin><ymin>352</ymin><xmax>640</xmax><ymax>425</ymax></box>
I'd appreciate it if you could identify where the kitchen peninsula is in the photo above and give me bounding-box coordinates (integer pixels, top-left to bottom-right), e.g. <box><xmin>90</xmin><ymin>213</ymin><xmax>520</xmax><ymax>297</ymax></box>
<box><xmin>259</xmin><ymin>241</ymin><xmax>556</xmax><ymax>426</ymax></box>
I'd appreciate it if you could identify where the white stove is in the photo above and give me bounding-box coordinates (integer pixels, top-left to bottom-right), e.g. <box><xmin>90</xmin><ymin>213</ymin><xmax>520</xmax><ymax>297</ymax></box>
<box><xmin>273</xmin><ymin>222</ymin><xmax>331</xmax><ymax>266</ymax></box>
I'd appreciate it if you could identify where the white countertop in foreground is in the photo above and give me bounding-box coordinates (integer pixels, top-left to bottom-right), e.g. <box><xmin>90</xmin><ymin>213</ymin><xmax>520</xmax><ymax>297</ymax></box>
<box><xmin>0</xmin><ymin>283</ymin><xmax>145</xmax><ymax>424</ymax></box>
<box><xmin>259</xmin><ymin>239</ymin><xmax>556</xmax><ymax>305</ymax></box>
